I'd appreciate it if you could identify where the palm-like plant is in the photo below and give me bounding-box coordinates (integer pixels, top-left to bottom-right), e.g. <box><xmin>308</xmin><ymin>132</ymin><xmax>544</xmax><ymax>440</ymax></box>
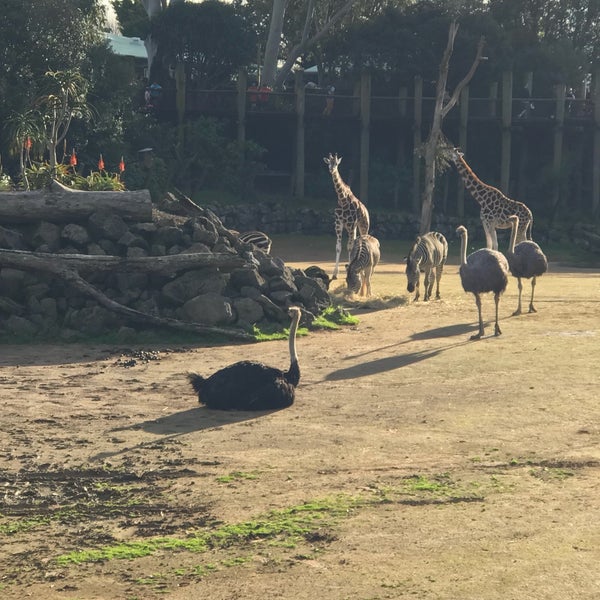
<box><xmin>3</xmin><ymin>109</ymin><xmax>42</xmax><ymax>190</ymax></box>
<box><xmin>34</xmin><ymin>70</ymin><xmax>95</xmax><ymax>174</ymax></box>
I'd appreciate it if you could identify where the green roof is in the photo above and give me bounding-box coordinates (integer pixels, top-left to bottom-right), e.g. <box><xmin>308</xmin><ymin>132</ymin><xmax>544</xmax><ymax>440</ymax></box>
<box><xmin>106</xmin><ymin>34</ymin><xmax>147</xmax><ymax>60</ymax></box>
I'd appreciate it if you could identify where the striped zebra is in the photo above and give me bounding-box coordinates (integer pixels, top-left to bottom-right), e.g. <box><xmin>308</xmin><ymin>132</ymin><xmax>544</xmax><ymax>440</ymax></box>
<box><xmin>345</xmin><ymin>234</ymin><xmax>380</xmax><ymax>297</ymax></box>
<box><xmin>405</xmin><ymin>231</ymin><xmax>448</xmax><ymax>301</ymax></box>
<box><xmin>237</xmin><ymin>230</ymin><xmax>272</xmax><ymax>254</ymax></box>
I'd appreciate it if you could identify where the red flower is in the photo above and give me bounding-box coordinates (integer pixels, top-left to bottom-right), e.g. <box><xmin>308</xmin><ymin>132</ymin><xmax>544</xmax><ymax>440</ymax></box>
<box><xmin>98</xmin><ymin>154</ymin><xmax>105</xmax><ymax>170</ymax></box>
<box><xmin>118</xmin><ymin>157</ymin><xmax>125</xmax><ymax>173</ymax></box>
<box><xmin>70</xmin><ymin>150</ymin><xmax>77</xmax><ymax>167</ymax></box>
<box><xmin>24</xmin><ymin>137</ymin><xmax>32</xmax><ymax>150</ymax></box>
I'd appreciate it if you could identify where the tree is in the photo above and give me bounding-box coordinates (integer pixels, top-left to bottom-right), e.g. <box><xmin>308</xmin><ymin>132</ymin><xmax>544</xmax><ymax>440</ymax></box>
<box><xmin>0</xmin><ymin>0</ymin><xmax>107</xmax><ymax>175</ymax></box>
<box><xmin>418</xmin><ymin>20</ymin><xmax>486</xmax><ymax>234</ymax></box>
<box><xmin>34</xmin><ymin>71</ymin><xmax>94</xmax><ymax>171</ymax></box>
<box><xmin>261</xmin><ymin>0</ymin><xmax>360</xmax><ymax>88</ymax></box>
<box><xmin>148</xmin><ymin>1</ymin><xmax>255</xmax><ymax>88</ymax></box>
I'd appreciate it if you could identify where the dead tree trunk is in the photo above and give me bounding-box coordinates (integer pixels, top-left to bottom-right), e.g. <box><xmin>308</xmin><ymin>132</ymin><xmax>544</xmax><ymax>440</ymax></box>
<box><xmin>0</xmin><ymin>180</ymin><xmax>152</xmax><ymax>224</ymax></box>
<box><xmin>419</xmin><ymin>22</ymin><xmax>485</xmax><ymax>235</ymax></box>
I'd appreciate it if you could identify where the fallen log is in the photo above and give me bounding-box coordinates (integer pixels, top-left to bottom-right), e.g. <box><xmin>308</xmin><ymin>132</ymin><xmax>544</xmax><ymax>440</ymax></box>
<box><xmin>0</xmin><ymin>248</ymin><xmax>254</xmax><ymax>341</ymax></box>
<box><xmin>0</xmin><ymin>248</ymin><xmax>247</xmax><ymax>276</ymax></box>
<box><xmin>0</xmin><ymin>180</ymin><xmax>152</xmax><ymax>224</ymax></box>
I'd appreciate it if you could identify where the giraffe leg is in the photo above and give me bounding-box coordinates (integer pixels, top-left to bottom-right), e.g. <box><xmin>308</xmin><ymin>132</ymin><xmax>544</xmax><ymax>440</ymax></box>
<box><xmin>528</xmin><ymin>276</ymin><xmax>537</xmax><ymax>313</ymax></box>
<box><xmin>332</xmin><ymin>219</ymin><xmax>343</xmax><ymax>280</ymax></box>
<box><xmin>470</xmin><ymin>293</ymin><xmax>485</xmax><ymax>340</ymax></box>
<box><xmin>490</xmin><ymin>228</ymin><xmax>499</xmax><ymax>251</ymax></box>
<box><xmin>512</xmin><ymin>278</ymin><xmax>523</xmax><ymax>316</ymax></box>
<box><xmin>494</xmin><ymin>292</ymin><xmax>502</xmax><ymax>336</ymax></box>
<box><xmin>483</xmin><ymin>222</ymin><xmax>494</xmax><ymax>250</ymax></box>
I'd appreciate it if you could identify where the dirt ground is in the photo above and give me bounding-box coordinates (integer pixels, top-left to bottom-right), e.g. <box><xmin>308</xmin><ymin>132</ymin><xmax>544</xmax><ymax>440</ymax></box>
<box><xmin>1</xmin><ymin>234</ymin><xmax>599</xmax><ymax>600</ymax></box>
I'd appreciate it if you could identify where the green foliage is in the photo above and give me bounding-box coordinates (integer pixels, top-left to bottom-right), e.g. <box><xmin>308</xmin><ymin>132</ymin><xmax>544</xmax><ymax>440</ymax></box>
<box><xmin>25</xmin><ymin>162</ymin><xmax>125</xmax><ymax>191</ymax></box>
<box><xmin>149</xmin><ymin>1</ymin><xmax>256</xmax><ymax>88</ymax></box>
<box><xmin>112</xmin><ymin>0</ymin><xmax>149</xmax><ymax>39</ymax></box>
<box><xmin>0</xmin><ymin>0</ymin><xmax>106</xmax><ymax>169</ymax></box>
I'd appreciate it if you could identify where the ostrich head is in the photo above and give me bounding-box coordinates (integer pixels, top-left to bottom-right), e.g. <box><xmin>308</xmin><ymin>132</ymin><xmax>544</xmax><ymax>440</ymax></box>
<box><xmin>323</xmin><ymin>153</ymin><xmax>342</xmax><ymax>173</ymax></box>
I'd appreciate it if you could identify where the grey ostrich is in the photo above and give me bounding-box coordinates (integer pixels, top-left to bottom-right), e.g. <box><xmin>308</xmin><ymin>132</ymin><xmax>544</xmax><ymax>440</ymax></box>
<box><xmin>456</xmin><ymin>225</ymin><xmax>509</xmax><ymax>340</ymax></box>
<box><xmin>188</xmin><ymin>307</ymin><xmax>302</xmax><ymax>410</ymax></box>
<box><xmin>506</xmin><ymin>215</ymin><xmax>548</xmax><ymax>315</ymax></box>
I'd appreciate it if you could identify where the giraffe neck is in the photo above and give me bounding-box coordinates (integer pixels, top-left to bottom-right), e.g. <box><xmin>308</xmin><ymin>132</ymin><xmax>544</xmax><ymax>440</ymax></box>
<box><xmin>455</xmin><ymin>156</ymin><xmax>498</xmax><ymax>207</ymax></box>
<box><xmin>331</xmin><ymin>168</ymin><xmax>353</xmax><ymax>206</ymax></box>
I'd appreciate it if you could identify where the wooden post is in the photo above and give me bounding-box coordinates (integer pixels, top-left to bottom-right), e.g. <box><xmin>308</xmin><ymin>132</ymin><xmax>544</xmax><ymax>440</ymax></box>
<box><xmin>488</xmin><ymin>81</ymin><xmax>498</xmax><ymax>117</ymax></box>
<box><xmin>593</xmin><ymin>69</ymin><xmax>600</xmax><ymax>217</ymax></box>
<box><xmin>398</xmin><ymin>86</ymin><xmax>408</xmax><ymax>116</ymax></box>
<box><xmin>237</xmin><ymin>69</ymin><xmax>247</xmax><ymax>146</ymax></box>
<box><xmin>294</xmin><ymin>70</ymin><xmax>305</xmax><ymax>199</ymax></box>
<box><xmin>412</xmin><ymin>75</ymin><xmax>423</xmax><ymax>213</ymax></box>
<box><xmin>395</xmin><ymin>86</ymin><xmax>408</xmax><ymax>210</ymax></box>
<box><xmin>552</xmin><ymin>83</ymin><xmax>566</xmax><ymax>214</ymax></box>
<box><xmin>175</xmin><ymin>61</ymin><xmax>187</xmax><ymax>158</ymax></box>
<box><xmin>500</xmin><ymin>70</ymin><xmax>513</xmax><ymax>194</ymax></box>
<box><xmin>457</xmin><ymin>86</ymin><xmax>469</xmax><ymax>217</ymax></box>
<box><xmin>359</xmin><ymin>70</ymin><xmax>371</xmax><ymax>204</ymax></box>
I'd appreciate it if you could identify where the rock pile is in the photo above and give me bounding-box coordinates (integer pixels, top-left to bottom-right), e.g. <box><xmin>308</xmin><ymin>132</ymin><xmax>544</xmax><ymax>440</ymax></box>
<box><xmin>0</xmin><ymin>203</ymin><xmax>331</xmax><ymax>341</ymax></box>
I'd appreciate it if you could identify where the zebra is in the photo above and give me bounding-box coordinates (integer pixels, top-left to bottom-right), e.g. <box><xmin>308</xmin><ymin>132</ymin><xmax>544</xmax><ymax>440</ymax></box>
<box><xmin>345</xmin><ymin>234</ymin><xmax>380</xmax><ymax>297</ymax></box>
<box><xmin>237</xmin><ymin>230</ymin><xmax>273</xmax><ymax>254</ymax></box>
<box><xmin>405</xmin><ymin>231</ymin><xmax>448</xmax><ymax>301</ymax></box>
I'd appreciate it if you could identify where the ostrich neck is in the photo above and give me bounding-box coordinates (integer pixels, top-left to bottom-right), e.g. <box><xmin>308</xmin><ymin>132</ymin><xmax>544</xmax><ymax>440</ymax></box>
<box><xmin>288</xmin><ymin>312</ymin><xmax>299</xmax><ymax>366</ymax></box>
<box><xmin>459</xmin><ymin>231</ymin><xmax>468</xmax><ymax>265</ymax></box>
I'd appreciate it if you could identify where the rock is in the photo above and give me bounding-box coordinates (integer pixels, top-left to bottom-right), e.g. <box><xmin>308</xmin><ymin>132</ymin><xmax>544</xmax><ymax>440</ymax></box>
<box><xmin>5</xmin><ymin>314</ymin><xmax>38</xmax><ymax>337</ymax></box>
<box><xmin>182</xmin><ymin>292</ymin><xmax>235</xmax><ymax>325</ymax></box>
<box><xmin>0</xmin><ymin>225</ymin><xmax>26</xmax><ymax>250</ymax></box>
<box><xmin>61</xmin><ymin>223</ymin><xmax>90</xmax><ymax>247</ymax></box>
<box><xmin>88</xmin><ymin>211</ymin><xmax>130</xmax><ymax>242</ymax></box>
<box><xmin>161</xmin><ymin>269</ymin><xmax>227</xmax><ymax>304</ymax></box>
<box><xmin>232</xmin><ymin>297</ymin><xmax>264</xmax><ymax>327</ymax></box>
<box><xmin>32</xmin><ymin>222</ymin><xmax>61</xmax><ymax>252</ymax></box>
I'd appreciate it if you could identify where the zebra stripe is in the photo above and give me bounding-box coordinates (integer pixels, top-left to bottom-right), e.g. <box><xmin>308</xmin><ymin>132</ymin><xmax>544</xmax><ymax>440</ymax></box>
<box><xmin>346</xmin><ymin>234</ymin><xmax>380</xmax><ymax>297</ymax></box>
<box><xmin>238</xmin><ymin>231</ymin><xmax>272</xmax><ymax>254</ymax></box>
<box><xmin>405</xmin><ymin>231</ymin><xmax>448</xmax><ymax>301</ymax></box>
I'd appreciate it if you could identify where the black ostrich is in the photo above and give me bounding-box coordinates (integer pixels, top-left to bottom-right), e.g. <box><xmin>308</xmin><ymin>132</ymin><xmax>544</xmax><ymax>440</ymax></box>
<box><xmin>188</xmin><ymin>306</ymin><xmax>302</xmax><ymax>410</ymax></box>
<box><xmin>506</xmin><ymin>215</ymin><xmax>548</xmax><ymax>315</ymax></box>
<box><xmin>457</xmin><ymin>225</ymin><xmax>509</xmax><ymax>340</ymax></box>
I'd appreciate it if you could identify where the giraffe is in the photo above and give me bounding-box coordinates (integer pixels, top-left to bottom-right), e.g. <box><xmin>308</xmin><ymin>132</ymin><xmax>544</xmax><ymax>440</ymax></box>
<box><xmin>323</xmin><ymin>153</ymin><xmax>370</xmax><ymax>279</ymax></box>
<box><xmin>450</xmin><ymin>148</ymin><xmax>533</xmax><ymax>251</ymax></box>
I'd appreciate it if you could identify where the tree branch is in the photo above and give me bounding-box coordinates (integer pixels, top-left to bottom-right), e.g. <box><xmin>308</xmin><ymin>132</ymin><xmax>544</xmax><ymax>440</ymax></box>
<box><xmin>441</xmin><ymin>35</ymin><xmax>486</xmax><ymax>119</ymax></box>
<box><xmin>274</xmin><ymin>0</ymin><xmax>357</xmax><ymax>89</ymax></box>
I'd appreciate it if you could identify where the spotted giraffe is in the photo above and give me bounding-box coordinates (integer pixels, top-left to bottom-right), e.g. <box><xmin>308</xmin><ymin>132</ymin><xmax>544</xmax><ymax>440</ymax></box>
<box><xmin>450</xmin><ymin>148</ymin><xmax>533</xmax><ymax>250</ymax></box>
<box><xmin>323</xmin><ymin>153</ymin><xmax>370</xmax><ymax>279</ymax></box>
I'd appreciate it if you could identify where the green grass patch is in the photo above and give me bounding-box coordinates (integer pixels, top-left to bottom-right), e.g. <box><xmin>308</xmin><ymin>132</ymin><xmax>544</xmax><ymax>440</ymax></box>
<box><xmin>55</xmin><ymin>476</ymin><xmax>479</xmax><ymax>567</ymax></box>
<box><xmin>216</xmin><ymin>471</ymin><xmax>260</xmax><ymax>484</ymax></box>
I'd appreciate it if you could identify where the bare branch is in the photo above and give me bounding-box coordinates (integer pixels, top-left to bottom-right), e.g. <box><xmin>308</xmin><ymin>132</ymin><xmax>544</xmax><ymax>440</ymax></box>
<box><xmin>274</xmin><ymin>0</ymin><xmax>357</xmax><ymax>89</ymax></box>
<box><xmin>442</xmin><ymin>35</ymin><xmax>486</xmax><ymax>119</ymax></box>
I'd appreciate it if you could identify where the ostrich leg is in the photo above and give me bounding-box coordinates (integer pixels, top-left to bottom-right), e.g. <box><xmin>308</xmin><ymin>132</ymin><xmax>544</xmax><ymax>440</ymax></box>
<box><xmin>494</xmin><ymin>292</ymin><xmax>502</xmax><ymax>336</ymax></box>
<box><xmin>528</xmin><ymin>276</ymin><xmax>538</xmax><ymax>313</ymax></box>
<box><xmin>513</xmin><ymin>278</ymin><xmax>523</xmax><ymax>316</ymax></box>
<box><xmin>471</xmin><ymin>293</ymin><xmax>485</xmax><ymax>340</ymax></box>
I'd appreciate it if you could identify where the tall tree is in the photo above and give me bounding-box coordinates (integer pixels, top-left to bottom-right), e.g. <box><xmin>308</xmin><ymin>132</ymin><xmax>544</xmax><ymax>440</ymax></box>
<box><xmin>260</xmin><ymin>0</ymin><xmax>361</xmax><ymax>88</ymax></box>
<box><xmin>419</xmin><ymin>20</ymin><xmax>486</xmax><ymax>234</ymax></box>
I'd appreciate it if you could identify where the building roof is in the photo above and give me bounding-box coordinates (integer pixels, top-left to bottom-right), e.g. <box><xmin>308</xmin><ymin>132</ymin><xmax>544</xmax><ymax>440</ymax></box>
<box><xmin>106</xmin><ymin>34</ymin><xmax>147</xmax><ymax>60</ymax></box>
